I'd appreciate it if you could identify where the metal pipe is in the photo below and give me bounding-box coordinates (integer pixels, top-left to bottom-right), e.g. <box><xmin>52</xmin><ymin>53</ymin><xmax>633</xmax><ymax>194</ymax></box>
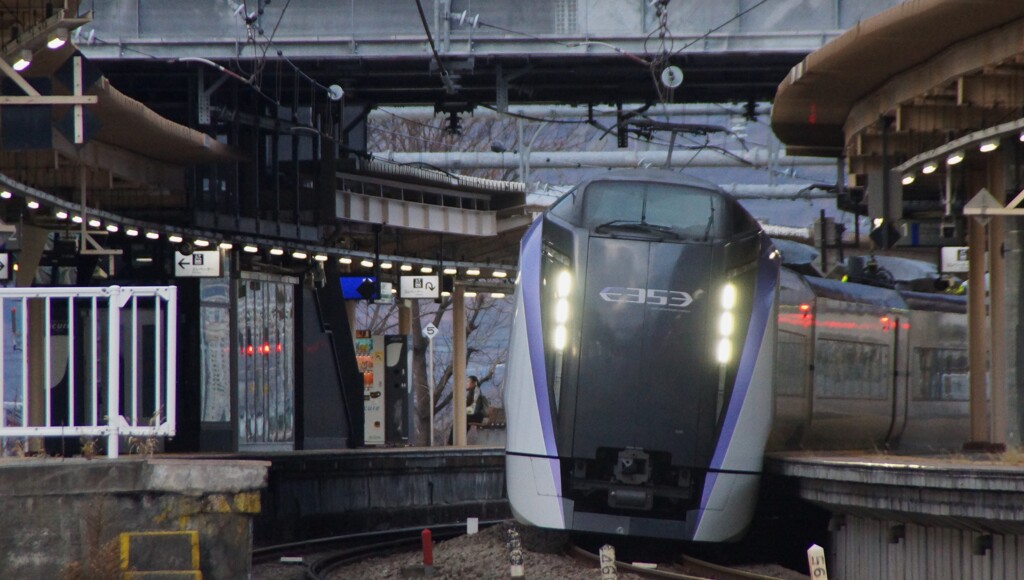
<box><xmin>379</xmin><ymin>149</ymin><xmax>832</xmax><ymax>170</ymax></box>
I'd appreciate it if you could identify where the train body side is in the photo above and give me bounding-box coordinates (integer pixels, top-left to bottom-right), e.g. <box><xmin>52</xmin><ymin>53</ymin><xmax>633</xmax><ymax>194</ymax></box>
<box><xmin>768</xmin><ymin>270</ymin><xmax>969</xmax><ymax>453</ymax></box>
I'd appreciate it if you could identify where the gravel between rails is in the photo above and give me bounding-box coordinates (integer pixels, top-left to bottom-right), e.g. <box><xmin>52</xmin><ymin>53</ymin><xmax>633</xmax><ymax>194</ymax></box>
<box><xmin>253</xmin><ymin>522</ymin><xmax>811</xmax><ymax>580</ymax></box>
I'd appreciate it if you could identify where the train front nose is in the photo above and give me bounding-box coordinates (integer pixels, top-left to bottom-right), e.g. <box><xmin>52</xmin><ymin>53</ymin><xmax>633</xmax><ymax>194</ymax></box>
<box><xmin>571</xmin><ymin>236</ymin><xmax>716</xmax><ymax>465</ymax></box>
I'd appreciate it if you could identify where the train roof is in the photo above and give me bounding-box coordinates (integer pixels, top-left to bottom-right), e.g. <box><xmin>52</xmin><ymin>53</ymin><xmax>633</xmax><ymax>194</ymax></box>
<box><xmin>574</xmin><ymin>169</ymin><xmax>724</xmax><ymax>193</ymax></box>
<box><xmin>803</xmin><ymin>276</ymin><xmax>908</xmax><ymax>309</ymax></box>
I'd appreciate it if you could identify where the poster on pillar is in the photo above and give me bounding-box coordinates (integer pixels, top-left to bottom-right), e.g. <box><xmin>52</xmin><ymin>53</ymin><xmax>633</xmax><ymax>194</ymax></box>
<box><xmin>356</xmin><ymin>333</ymin><xmax>386</xmax><ymax>445</ymax></box>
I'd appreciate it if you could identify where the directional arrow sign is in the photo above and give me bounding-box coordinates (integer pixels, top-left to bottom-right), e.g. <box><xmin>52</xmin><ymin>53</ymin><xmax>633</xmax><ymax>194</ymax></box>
<box><xmin>174</xmin><ymin>251</ymin><xmax>221</xmax><ymax>277</ymax></box>
<box><xmin>423</xmin><ymin>322</ymin><xmax>438</xmax><ymax>341</ymax></box>
<box><xmin>401</xmin><ymin>275</ymin><xmax>440</xmax><ymax>299</ymax></box>
<box><xmin>0</xmin><ymin>253</ymin><xmax>8</xmax><ymax>281</ymax></box>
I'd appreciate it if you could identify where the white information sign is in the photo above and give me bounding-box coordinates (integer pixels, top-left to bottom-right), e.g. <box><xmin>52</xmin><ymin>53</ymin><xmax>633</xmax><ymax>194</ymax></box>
<box><xmin>400</xmin><ymin>275</ymin><xmax>440</xmax><ymax>299</ymax></box>
<box><xmin>940</xmin><ymin>246</ymin><xmax>969</xmax><ymax>274</ymax></box>
<box><xmin>423</xmin><ymin>322</ymin><xmax>438</xmax><ymax>340</ymax></box>
<box><xmin>174</xmin><ymin>251</ymin><xmax>221</xmax><ymax>277</ymax></box>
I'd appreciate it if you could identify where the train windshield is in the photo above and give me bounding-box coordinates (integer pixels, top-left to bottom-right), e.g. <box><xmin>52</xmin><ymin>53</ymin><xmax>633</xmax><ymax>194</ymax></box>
<box><xmin>560</xmin><ymin>180</ymin><xmax>753</xmax><ymax>241</ymax></box>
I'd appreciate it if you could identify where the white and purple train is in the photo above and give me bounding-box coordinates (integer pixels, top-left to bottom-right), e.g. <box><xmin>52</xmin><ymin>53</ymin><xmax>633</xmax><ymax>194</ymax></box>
<box><xmin>504</xmin><ymin>170</ymin><xmax>970</xmax><ymax>542</ymax></box>
<box><xmin>504</xmin><ymin>170</ymin><xmax>781</xmax><ymax>542</ymax></box>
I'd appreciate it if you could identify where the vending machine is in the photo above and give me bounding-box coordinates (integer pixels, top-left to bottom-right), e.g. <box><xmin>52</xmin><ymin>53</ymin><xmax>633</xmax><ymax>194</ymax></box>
<box><xmin>355</xmin><ymin>331</ymin><xmax>385</xmax><ymax>445</ymax></box>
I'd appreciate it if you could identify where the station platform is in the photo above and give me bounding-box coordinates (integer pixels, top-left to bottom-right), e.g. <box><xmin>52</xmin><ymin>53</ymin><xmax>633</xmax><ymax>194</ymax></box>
<box><xmin>765</xmin><ymin>451</ymin><xmax>1024</xmax><ymax>580</ymax></box>
<box><xmin>0</xmin><ymin>456</ymin><xmax>268</xmax><ymax>580</ymax></box>
<box><xmin>209</xmin><ymin>445</ymin><xmax>508</xmax><ymax>546</ymax></box>
<box><xmin>0</xmin><ymin>445</ymin><xmax>507</xmax><ymax>579</ymax></box>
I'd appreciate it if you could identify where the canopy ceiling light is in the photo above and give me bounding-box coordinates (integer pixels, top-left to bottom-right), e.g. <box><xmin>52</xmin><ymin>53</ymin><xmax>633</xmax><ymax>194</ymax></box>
<box><xmin>946</xmin><ymin>151</ymin><xmax>965</xmax><ymax>165</ymax></box>
<box><xmin>11</xmin><ymin>50</ymin><xmax>31</xmax><ymax>72</ymax></box>
<box><xmin>921</xmin><ymin>162</ymin><xmax>938</xmax><ymax>175</ymax></box>
<box><xmin>979</xmin><ymin>139</ymin><xmax>999</xmax><ymax>153</ymax></box>
<box><xmin>901</xmin><ymin>173</ymin><xmax>915</xmax><ymax>186</ymax></box>
<box><xmin>47</xmin><ymin>28</ymin><xmax>68</xmax><ymax>49</ymax></box>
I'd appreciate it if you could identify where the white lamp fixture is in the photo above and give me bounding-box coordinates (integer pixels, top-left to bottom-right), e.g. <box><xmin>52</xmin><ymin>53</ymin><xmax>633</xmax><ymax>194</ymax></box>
<box><xmin>125</xmin><ymin>227</ymin><xmax>140</xmax><ymax>237</ymax></box>
<box><xmin>380</xmin><ymin>261</ymin><xmax>393</xmax><ymax>270</ymax></box>
<box><xmin>12</xmin><ymin>50</ymin><xmax>32</xmax><ymax>72</ymax></box>
<box><xmin>146</xmin><ymin>231</ymin><xmax>160</xmax><ymax>240</ymax></box>
<box><xmin>901</xmin><ymin>173</ymin><xmax>915</xmax><ymax>186</ymax></box>
<box><xmin>55</xmin><ymin>210</ymin><xmax>69</xmax><ymax>220</ymax></box>
<box><xmin>339</xmin><ymin>256</ymin><xmax>353</xmax><ymax>265</ymax></box>
<box><xmin>168</xmin><ymin>234</ymin><xmax>184</xmax><ymax>243</ymax></box>
<box><xmin>219</xmin><ymin>241</ymin><xmax>234</xmax><ymax>250</ymax></box>
<box><xmin>313</xmin><ymin>254</ymin><xmax>328</xmax><ymax>262</ymax></box>
<box><xmin>466</xmin><ymin>268</ymin><xmax>481</xmax><ymax>276</ymax></box>
<box><xmin>420</xmin><ymin>266</ymin><xmax>433</xmax><ymax>274</ymax></box>
<box><xmin>105</xmin><ymin>224</ymin><xmax>119</xmax><ymax>233</ymax></box>
<box><xmin>400</xmin><ymin>263</ymin><xmax>413</xmax><ymax>272</ymax></box>
<box><xmin>243</xmin><ymin>244</ymin><xmax>259</xmax><ymax>253</ymax></box>
<box><xmin>443</xmin><ymin>267</ymin><xmax>457</xmax><ymax>275</ymax></box>
<box><xmin>26</xmin><ymin>200</ymin><xmax>39</xmax><ymax>209</ymax></box>
<box><xmin>291</xmin><ymin>251</ymin><xmax>308</xmax><ymax>260</ymax></box>
<box><xmin>269</xmin><ymin>247</ymin><xmax>284</xmax><ymax>256</ymax></box>
<box><xmin>0</xmin><ymin>190</ymin><xmax>11</xmax><ymax>199</ymax></box>
<box><xmin>979</xmin><ymin>139</ymin><xmax>999</xmax><ymax>153</ymax></box>
<box><xmin>921</xmin><ymin>162</ymin><xmax>938</xmax><ymax>175</ymax></box>
<box><xmin>47</xmin><ymin>28</ymin><xmax>68</xmax><ymax>49</ymax></box>
<box><xmin>946</xmin><ymin>151</ymin><xmax>965</xmax><ymax>165</ymax></box>
<box><xmin>194</xmin><ymin>239</ymin><xmax>210</xmax><ymax>248</ymax></box>
<box><xmin>360</xmin><ymin>259</ymin><xmax>373</xmax><ymax>268</ymax></box>
<box><xmin>87</xmin><ymin>218</ymin><xmax>101</xmax><ymax>228</ymax></box>
<box><xmin>493</xmin><ymin>270</ymin><xmax>508</xmax><ymax>278</ymax></box>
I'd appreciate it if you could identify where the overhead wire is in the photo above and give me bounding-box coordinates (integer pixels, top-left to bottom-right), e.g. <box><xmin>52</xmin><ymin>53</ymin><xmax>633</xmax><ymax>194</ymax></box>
<box><xmin>413</xmin><ymin>0</ymin><xmax>454</xmax><ymax>93</ymax></box>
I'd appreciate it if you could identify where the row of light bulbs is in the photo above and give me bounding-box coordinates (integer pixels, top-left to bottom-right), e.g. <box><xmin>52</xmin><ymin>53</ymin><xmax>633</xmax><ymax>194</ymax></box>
<box><xmin>8</xmin><ymin>189</ymin><xmax>513</xmax><ymax>279</ymax></box>
<box><xmin>900</xmin><ymin>135</ymin><xmax>1012</xmax><ymax>186</ymax></box>
<box><xmin>10</xmin><ymin>27</ymin><xmax>68</xmax><ymax>72</ymax></box>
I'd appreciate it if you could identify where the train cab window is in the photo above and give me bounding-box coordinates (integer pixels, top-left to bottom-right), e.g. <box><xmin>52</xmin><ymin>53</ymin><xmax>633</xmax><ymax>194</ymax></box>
<box><xmin>564</xmin><ymin>181</ymin><xmax>758</xmax><ymax>241</ymax></box>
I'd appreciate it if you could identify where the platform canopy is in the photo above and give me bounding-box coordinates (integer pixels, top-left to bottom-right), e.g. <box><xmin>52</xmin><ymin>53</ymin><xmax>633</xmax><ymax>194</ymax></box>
<box><xmin>772</xmin><ymin>0</ymin><xmax>1024</xmax><ymax>182</ymax></box>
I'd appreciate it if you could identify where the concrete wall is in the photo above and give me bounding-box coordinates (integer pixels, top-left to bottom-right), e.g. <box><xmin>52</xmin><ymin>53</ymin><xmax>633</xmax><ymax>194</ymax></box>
<box><xmin>832</xmin><ymin>515</ymin><xmax>1021</xmax><ymax>580</ymax></box>
<box><xmin>254</xmin><ymin>448</ymin><xmax>507</xmax><ymax>545</ymax></box>
<box><xmin>0</xmin><ymin>457</ymin><xmax>268</xmax><ymax>579</ymax></box>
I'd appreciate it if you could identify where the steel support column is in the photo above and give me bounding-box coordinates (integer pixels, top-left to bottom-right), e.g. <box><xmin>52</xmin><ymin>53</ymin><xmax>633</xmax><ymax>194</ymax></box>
<box><xmin>452</xmin><ymin>285</ymin><xmax>467</xmax><ymax>446</ymax></box>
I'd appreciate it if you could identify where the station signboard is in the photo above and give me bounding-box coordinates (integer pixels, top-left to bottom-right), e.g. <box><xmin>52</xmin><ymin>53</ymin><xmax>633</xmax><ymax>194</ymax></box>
<box><xmin>399</xmin><ymin>275</ymin><xmax>440</xmax><ymax>299</ymax></box>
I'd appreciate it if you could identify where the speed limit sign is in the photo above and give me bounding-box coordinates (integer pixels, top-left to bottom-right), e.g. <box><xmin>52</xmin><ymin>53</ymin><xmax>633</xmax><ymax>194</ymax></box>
<box><xmin>423</xmin><ymin>323</ymin><xmax>438</xmax><ymax>340</ymax></box>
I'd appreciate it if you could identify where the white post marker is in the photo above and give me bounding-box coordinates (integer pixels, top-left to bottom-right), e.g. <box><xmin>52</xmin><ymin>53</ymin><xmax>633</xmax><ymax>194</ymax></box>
<box><xmin>807</xmin><ymin>544</ymin><xmax>828</xmax><ymax>579</ymax></box>
<box><xmin>467</xmin><ymin>517</ymin><xmax>478</xmax><ymax>535</ymax></box>
<box><xmin>600</xmin><ymin>544</ymin><xmax>617</xmax><ymax>580</ymax></box>
<box><xmin>423</xmin><ymin>322</ymin><xmax>438</xmax><ymax>446</ymax></box>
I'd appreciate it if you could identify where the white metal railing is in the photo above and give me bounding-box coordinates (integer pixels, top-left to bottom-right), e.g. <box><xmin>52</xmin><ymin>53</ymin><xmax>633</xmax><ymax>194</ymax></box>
<box><xmin>0</xmin><ymin>285</ymin><xmax>177</xmax><ymax>458</ymax></box>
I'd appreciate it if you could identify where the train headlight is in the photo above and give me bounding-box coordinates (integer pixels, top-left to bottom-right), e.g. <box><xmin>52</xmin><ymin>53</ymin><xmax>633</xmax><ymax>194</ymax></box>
<box><xmin>556</xmin><ymin>270</ymin><xmax>572</xmax><ymax>298</ymax></box>
<box><xmin>716</xmin><ymin>283</ymin><xmax>737</xmax><ymax>364</ymax></box>
<box><xmin>553</xmin><ymin>326</ymin><xmax>568</xmax><ymax>350</ymax></box>
<box><xmin>555</xmin><ymin>298</ymin><xmax>570</xmax><ymax>324</ymax></box>
<box><xmin>552</xmin><ymin>269</ymin><xmax>572</xmax><ymax>351</ymax></box>
<box><xmin>716</xmin><ymin>338</ymin><xmax>732</xmax><ymax>364</ymax></box>
<box><xmin>718</xmin><ymin>311</ymin><xmax>735</xmax><ymax>337</ymax></box>
<box><xmin>720</xmin><ymin>283</ymin><xmax>737</xmax><ymax>310</ymax></box>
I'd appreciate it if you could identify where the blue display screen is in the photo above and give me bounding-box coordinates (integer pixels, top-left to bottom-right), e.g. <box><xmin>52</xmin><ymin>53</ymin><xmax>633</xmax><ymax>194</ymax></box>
<box><xmin>339</xmin><ymin>276</ymin><xmax>380</xmax><ymax>300</ymax></box>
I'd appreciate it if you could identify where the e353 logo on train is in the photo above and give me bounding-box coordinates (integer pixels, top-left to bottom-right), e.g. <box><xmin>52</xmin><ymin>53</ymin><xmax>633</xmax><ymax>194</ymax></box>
<box><xmin>599</xmin><ymin>287</ymin><xmax>694</xmax><ymax>309</ymax></box>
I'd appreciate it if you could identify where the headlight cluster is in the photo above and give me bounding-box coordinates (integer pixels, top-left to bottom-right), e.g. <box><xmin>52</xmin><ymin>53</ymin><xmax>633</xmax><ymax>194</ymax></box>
<box><xmin>552</xmin><ymin>270</ymin><xmax>572</xmax><ymax>351</ymax></box>
<box><xmin>716</xmin><ymin>283</ymin><xmax>737</xmax><ymax>364</ymax></box>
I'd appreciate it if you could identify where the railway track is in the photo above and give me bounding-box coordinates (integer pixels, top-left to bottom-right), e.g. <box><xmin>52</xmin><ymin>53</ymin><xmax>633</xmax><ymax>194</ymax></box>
<box><xmin>568</xmin><ymin>544</ymin><xmax>790</xmax><ymax>580</ymax></box>
<box><xmin>254</xmin><ymin>522</ymin><xmax>795</xmax><ymax>580</ymax></box>
<box><xmin>253</xmin><ymin>523</ymin><xmax>473</xmax><ymax>579</ymax></box>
